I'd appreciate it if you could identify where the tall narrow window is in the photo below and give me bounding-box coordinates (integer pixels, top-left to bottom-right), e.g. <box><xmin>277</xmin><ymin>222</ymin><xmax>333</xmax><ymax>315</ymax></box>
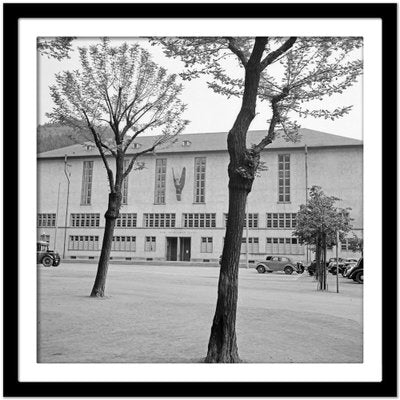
<box><xmin>278</xmin><ymin>154</ymin><xmax>290</xmax><ymax>202</ymax></box>
<box><xmin>200</xmin><ymin>237</ymin><xmax>213</xmax><ymax>253</ymax></box>
<box><xmin>145</xmin><ymin>236</ymin><xmax>156</xmax><ymax>252</ymax></box>
<box><xmin>81</xmin><ymin>161</ymin><xmax>93</xmax><ymax>205</ymax></box>
<box><xmin>121</xmin><ymin>160</ymin><xmax>129</xmax><ymax>205</ymax></box>
<box><xmin>154</xmin><ymin>159</ymin><xmax>167</xmax><ymax>204</ymax></box>
<box><xmin>194</xmin><ymin>157</ymin><xmax>206</xmax><ymax>203</ymax></box>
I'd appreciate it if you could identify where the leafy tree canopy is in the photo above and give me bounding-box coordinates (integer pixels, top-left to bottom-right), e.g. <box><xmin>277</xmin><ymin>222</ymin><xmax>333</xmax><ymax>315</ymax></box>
<box><xmin>37</xmin><ymin>37</ymin><xmax>76</xmax><ymax>60</ymax></box>
<box><xmin>152</xmin><ymin>37</ymin><xmax>362</xmax><ymax>142</ymax></box>
<box><xmin>293</xmin><ymin>186</ymin><xmax>352</xmax><ymax>247</ymax></box>
<box><xmin>47</xmin><ymin>38</ymin><xmax>188</xmax><ymax>191</ymax></box>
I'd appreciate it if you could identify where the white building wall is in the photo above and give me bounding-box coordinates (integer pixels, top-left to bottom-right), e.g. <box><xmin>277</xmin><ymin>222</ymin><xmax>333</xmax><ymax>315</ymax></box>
<box><xmin>37</xmin><ymin>144</ymin><xmax>363</xmax><ymax>262</ymax></box>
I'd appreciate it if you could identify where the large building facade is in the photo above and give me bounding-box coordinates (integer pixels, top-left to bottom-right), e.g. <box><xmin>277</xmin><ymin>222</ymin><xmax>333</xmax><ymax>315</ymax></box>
<box><xmin>37</xmin><ymin>129</ymin><xmax>363</xmax><ymax>263</ymax></box>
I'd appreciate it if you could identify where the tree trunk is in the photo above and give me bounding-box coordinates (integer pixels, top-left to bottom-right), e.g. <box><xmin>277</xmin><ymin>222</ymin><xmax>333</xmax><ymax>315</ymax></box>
<box><xmin>90</xmin><ymin>192</ymin><xmax>121</xmax><ymax>297</ymax></box>
<box><xmin>205</xmin><ymin>38</ymin><xmax>268</xmax><ymax>363</ymax></box>
<box><xmin>205</xmin><ymin>185</ymin><xmax>248</xmax><ymax>363</ymax></box>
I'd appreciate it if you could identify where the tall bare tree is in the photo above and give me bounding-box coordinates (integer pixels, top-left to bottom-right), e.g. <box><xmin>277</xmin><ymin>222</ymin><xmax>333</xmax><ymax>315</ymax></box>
<box><xmin>154</xmin><ymin>36</ymin><xmax>362</xmax><ymax>362</ymax></box>
<box><xmin>48</xmin><ymin>38</ymin><xmax>188</xmax><ymax>297</ymax></box>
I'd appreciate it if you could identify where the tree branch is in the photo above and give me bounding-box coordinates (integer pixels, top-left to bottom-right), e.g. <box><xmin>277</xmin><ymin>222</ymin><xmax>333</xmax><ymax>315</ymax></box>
<box><xmin>225</xmin><ymin>37</ymin><xmax>248</xmax><ymax>67</ymax></box>
<box><xmin>260</xmin><ymin>37</ymin><xmax>297</xmax><ymax>71</ymax></box>
<box><xmin>82</xmin><ymin>109</ymin><xmax>115</xmax><ymax>191</ymax></box>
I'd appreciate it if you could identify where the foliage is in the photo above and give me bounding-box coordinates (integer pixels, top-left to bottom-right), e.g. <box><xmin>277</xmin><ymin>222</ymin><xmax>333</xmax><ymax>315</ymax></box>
<box><xmin>293</xmin><ymin>186</ymin><xmax>352</xmax><ymax>247</ymax></box>
<box><xmin>152</xmin><ymin>37</ymin><xmax>363</xmax><ymax>149</ymax></box>
<box><xmin>47</xmin><ymin>38</ymin><xmax>188</xmax><ymax>192</ymax></box>
<box><xmin>37</xmin><ymin>37</ymin><xmax>76</xmax><ymax>60</ymax></box>
<box><xmin>347</xmin><ymin>234</ymin><xmax>363</xmax><ymax>254</ymax></box>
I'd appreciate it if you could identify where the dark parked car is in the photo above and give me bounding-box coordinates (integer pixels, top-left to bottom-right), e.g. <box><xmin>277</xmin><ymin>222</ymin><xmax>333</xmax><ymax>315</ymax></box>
<box><xmin>345</xmin><ymin>257</ymin><xmax>363</xmax><ymax>283</ymax></box>
<box><xmin>256</xmin><ymin>256</ymin><xmax>303</xmax><ymax>275</ymax></box>
<box><xmin>37</xmin><ymin>241</ymin><xmax>60</xmax><ymax>267</ymax></box>
<box><xmin>328</xmin><ymin>258</ymin><xmax>358</xmax><ymax>276</ymax></box>
<box><xmin>307</xmin><ymin>259</ymin><xmax>330</xmax><ymax>276</ymax></box>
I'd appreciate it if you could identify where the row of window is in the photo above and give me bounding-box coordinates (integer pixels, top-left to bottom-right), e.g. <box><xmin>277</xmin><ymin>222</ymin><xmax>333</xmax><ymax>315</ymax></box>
<box><xmin>79</xmin><ymin>154</ymin><xmax>291</xmax><ymax>206</ymax></box>
<box><xmin>39</xmin><ymin>212</ymin><xmax>300</xmax><ymax>229</ymax></box>
<box><xmin>67</xmin><ymin>235</ymin><xmax>302</xmax><ymax>255</ymax></box>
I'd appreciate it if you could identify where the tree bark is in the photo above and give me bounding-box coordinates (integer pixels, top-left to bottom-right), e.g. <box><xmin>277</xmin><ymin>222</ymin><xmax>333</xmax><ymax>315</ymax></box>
<box><xmin>205</xmin><ymin>38</ymin><xmax>267</xmax><ymax>363</ymax></box>
<box><xmin>205</xmin><ymin>185</ymin><xmax>248</xmax><ymax>363</ymax></box>
<box><xmin>90</xmin><ymin>192</ymin><xmax>121</xmax><ymax>297</ymax></box>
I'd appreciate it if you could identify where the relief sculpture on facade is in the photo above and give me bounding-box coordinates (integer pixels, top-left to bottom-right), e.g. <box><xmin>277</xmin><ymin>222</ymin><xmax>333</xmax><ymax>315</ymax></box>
<box><xmin>172</xmin><ymin>167</ymin><xmax>186</xmax><ymax>201</ymax></box>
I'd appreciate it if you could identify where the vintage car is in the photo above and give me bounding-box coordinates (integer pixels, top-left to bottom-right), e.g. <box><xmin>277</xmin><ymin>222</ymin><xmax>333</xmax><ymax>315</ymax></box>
<box><xmin>37</xmin><ymin>241</ymin><xmax>61</xmax><ymax>267</ymax></box>
<box><xmin>256</xmin><ymin>256</ymin><xmax>303</xmax><ymax>275</ymax></box>
<box><xmin>345</xmin><ymin>257</ymin><xmax>363</xmax><ymax>283</ymax></box>
<box><xmin>328</xmin><ymin>258</ymin><xmax>358</xmax><ymax>276</ymax></box>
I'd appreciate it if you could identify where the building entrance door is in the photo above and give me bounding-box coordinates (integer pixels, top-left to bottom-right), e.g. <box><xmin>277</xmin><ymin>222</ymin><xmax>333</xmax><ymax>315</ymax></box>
<box><xmin>166</xmin><ymin>237</ymin><xmax>178</xmax><ymax>261</ymax></box>
<box><xmin>179</xmin><ymin>237</ymin><xmax>191</xmax><ymax>261</ymax></box>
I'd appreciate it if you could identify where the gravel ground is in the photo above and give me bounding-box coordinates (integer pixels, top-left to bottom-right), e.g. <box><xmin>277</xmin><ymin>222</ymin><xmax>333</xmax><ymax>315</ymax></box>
<box><xmin>37</xmin><ymin>263</ymin><xmax>363</xmax><ymax>363</ymax></box>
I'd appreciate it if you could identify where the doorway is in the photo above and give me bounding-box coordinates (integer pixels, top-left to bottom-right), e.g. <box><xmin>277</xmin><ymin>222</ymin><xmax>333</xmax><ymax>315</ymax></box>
<box><xmin>166</xmin><ymin>237</ymin><xmax>178</xmax><ymax>261</ymax></box>
<box><xmin>180</xmin><ymin>237</ymin><xmax>191</xmax><ymax>261</ymax></box>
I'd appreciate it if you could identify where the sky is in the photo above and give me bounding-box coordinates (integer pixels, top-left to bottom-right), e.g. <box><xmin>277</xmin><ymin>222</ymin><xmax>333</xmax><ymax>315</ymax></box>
<box><xmin>38</xmin><ymin>37</ymin><xmax>363</xmax><ymax>140</ymax></box>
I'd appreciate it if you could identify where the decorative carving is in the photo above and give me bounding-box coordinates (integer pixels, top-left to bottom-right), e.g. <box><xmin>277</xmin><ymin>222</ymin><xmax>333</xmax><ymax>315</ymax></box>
<box><xmin>172</xmin><ymin>167</ymin><xmax>186</xmax><ymax>201</ymax></box>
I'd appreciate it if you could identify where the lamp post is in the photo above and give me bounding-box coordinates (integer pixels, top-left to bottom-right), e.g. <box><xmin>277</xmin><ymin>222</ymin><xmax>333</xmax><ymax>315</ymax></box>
<box><xmin>63</xmin><ymin>155</ymin><xmax>71</xmax><ymax>260</ymax></box>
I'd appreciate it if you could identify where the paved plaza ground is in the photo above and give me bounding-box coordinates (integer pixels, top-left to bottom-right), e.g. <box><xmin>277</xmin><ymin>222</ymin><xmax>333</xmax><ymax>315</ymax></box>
<box><xmin>37</xmin><ymin>263</ymin><xmax>363</xmax><ymax>363</ymax></box>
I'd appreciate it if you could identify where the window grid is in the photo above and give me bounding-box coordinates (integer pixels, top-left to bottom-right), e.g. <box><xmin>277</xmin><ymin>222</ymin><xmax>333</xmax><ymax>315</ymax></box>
<box><xmin>68</xmin><ymin>235</ymin><xmax>99</xmax><ymax>251</ymax></box>
<box><xmin>240</xmin><ymin>237</ymin><xmax>259</xmax><ymax>253</ymax></box>
<box><xmin>266</xmin><ymin>213</ymin><xmax>297</xmax><ymax>229</ymax></box>
<box><xmin>194</xmin><ymin>157</ymin><xmax>206</xmax><ymax>203</ymax></box>
<box><xmin>71</xmin><ymin>213</ymin><xmax>100</xmax><ymax>227</ymax></box>
<box><xmin>121</xmin><ymin>159</ymin><xmax>129</xmax><ymax>205</ymax></box>
<box><xmin>266</xmin><ymin>237</ymin><xmax>303</xmax><ymax>255</ymax></box>
<box><xmin>224</xmin><ymin>213</ymin><xmax>259</xmax><ymax>228</ymax></box>
<box><xmin>81</xmin><ymin>161</ymin><xmax>94</xmax><ymax>205</ymax></box>
<box><xmin>154</xmin><ymin>159</ymin><xmax>167</xmax><ymax>204</ymax></box>
<box><xmin>143</xmin><ymin>213</ymin><xmax>176</xmax><ymax>228</ymax></box>
<box><xmin>183</xmin><ymin>213</ymin><xmax>216</xmax><ymax>228</ymax></box>
<box><xmin>111</xmin><ymin>236</ymin><xmax>136</xmax><ymax>252</ymax></box>
<box><xmin>37</xmin><ymin>213</ymin><xmax>56</xmax><ymax>227</ymax></box>
<box><xmin>200</xmin><ymin>237</ymin><xmax>213</xmax><ymax>253</ymax></box>
<box><xmin>278</xmin><ymin>154</ymin><xmax>290</xmax><ymax>202</ymax></box>
<box><xmin>145</xmin><ymin>236</ymin><xmax>156</xmax><ymax>252</ymax></box>
<box><xmin>116</xmin><ymin>213</ymin><xmax>137</xmax><ymax>228</ymax></box>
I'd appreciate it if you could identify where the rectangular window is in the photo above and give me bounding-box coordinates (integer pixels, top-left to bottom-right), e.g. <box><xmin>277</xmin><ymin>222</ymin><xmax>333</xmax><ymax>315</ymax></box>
<box><xmin>143</xmin><ymin>213</ymin><xmax>176</xmax><ymax>228</ymax></box>
<box><xmin>265</xmin><ymin>237</ymin><xmax>303</xmax><ymax>255</ymax></box>
<box><xmin>145</xmin><ymin>236</ymin><xmax>156</xmax><ymax>252</ymax></box>
<box><xmin>81</xmin><ymin>161</ymin><xmax>94</xmax><ymax>205</ymax></box>
<box><xmin>341</xmin><ymin>239</ymin><xmax>349</xmax><ymax>251</ymax></box>
<box><xmin>122</xmin><ymin>159</ymin><xmax>129</xmax><ymax>205</ymax></box>
<box><xmin>241</xmin><ymin>237</ymin><xmax>259</xmax><ymax>253</ymax></box>
<box><xmin>116</xmin><ymin>213</ymin><xmax>137</xmax><ymax>228</ymax></box>
<box><xmin>37</xmin><ymin>213</ymin><xmax>56</xmax><ymax>227</ymax></box>
<box><xmin>154</xmin><ymin>159</ymin><xmax>167</xmax><ymax>204</ymax></box>
<box><xmin>183</xmin><ymin>213</ymin><xmax>216</xmax><ymax>228</ymax></box>
<box><xmin>224</xmin><ymin>213</ymin><xmax>259</xmax><ymax>228</ymax></box>
<box><xmin>200</xmin><ymin>237</ymin><xmax>213</xmax><ymax>253</ymax></box>
<box><xmin>68</xmin><ymin>235</ymin><xmax>99</xmax><ymax>250</ymax></box>
<box><xmin>278</xmin><ymin>154</ymin><xmax>290</xmax><ymax>202</ymax></box>
<box><xmin>194</xmin><ymin>157</ymin><xmax>206</xmax><ymax>203</ymax></box>
<box><xmin>70</xmin><ymin>213</ymin><xmax>100</xmax><ymax>227</ymax></box>
<box><xmin>266</xmin><ymin>212</ymin><xmax>297</xmax><ymax>229</ymax></box>
<box><xmin>111</xmin><ymin>236</ymin><xmax>136</xmax><ymax>252</ymax></box>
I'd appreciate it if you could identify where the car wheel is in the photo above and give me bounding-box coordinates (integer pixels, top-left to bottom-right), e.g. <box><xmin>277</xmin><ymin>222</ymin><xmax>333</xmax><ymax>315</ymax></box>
<box><xmin>53</xmin><ymin>261</ymin><xmax>60</xmax><ymax>267</ymax></box>
<box><xmin>42</xmin><ymin>256</ymin><xmax>53</xmax><ymax>267</ymax></box>
<box><xmin>256</xmin><ymin>265</ymin><xmax>266</xmax><ymax>274</ymax></box>
<box><xmin>284</xmin><ymin>266</ymin><xmax>293</xmax><ymax>275</ymax></box>
<box><xmin>353</xmin><ymin>270</ymin><xmax>363</xmax><ymax>284</ymax></box>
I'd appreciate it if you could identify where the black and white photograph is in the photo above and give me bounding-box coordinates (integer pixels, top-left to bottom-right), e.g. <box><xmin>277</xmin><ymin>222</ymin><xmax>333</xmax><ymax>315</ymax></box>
<box><xmin>37</xmin><ymin>35</ymin><xmax>364</xmax><ymax>364</ymax></box>
<box><xmin>4</xmin><ymin>2</ymin><xmax>396</xmax><ymax>397</ymax></box>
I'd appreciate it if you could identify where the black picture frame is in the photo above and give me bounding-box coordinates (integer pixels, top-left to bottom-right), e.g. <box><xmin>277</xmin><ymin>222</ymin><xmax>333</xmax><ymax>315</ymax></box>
<box><xmin>3</xmin><ymin>2</ymin><xmax>397</xmax><ymax>397</ymax></box>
